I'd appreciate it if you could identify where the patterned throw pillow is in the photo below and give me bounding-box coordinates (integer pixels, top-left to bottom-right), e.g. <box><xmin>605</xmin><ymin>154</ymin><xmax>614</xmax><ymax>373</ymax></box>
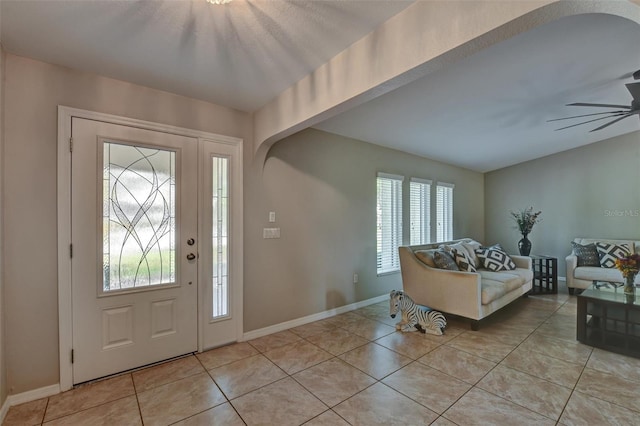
<box><xmin>475</xmin><ymin>246</ymin><xmax>516</xmax><ymax>271</ymax></box>
<box><xmin>462</xmin><ymin>240</ymin><xmax>482</xmax><ymax>263</ymax></box>
<box><xmin>441</xmin><ymin>242</ymin><xmax>476</xmax><ymax>267</ymax></box>
<box><xmin>414</xmin><ymin>250</ymin><xmax>436</xmax><ymax>268</ymax></box>
<box><xmin>450</xmin><ymin>248</ymin><xmax>477</xmax><ymax>272</ymax></box>
<box><xmin>595</xmin><ymin>242</ymin><xmax>631</xmax><ymax>268</ymax></box>
<box><xmin>571</xmin><ymin>242</ymin><xmax>600</xmax><ymax>267</ymax></box>
<box><xmin>433</xmin><ymin>250</ymin><xmax>460</xmax><ymax>271</ymax></box>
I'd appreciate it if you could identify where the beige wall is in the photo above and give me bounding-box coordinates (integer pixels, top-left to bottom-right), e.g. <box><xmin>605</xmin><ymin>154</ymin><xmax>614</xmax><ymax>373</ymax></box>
<box><xmin>3</xmin><ymin>52</ymin><xmax>485</xmax><ymax>395</ymax></box>
<box><xmin>0</xmin><ymin>45</ymin><xmax>6</xmax><ymax>407</ymax></box>
<box><xmin>485</xmin><ymin>131</ymin><xmax>640</xmax><ymax>277</ymax></box>
<box><xmin>243</xmin><ymin>128</ymin><xmax>485</xmax><ymax>331</ymax></box>
<box><xmin>3</xmin><ymin>53</ymin><xmax>250</xmax><ymax>394</ymax></box>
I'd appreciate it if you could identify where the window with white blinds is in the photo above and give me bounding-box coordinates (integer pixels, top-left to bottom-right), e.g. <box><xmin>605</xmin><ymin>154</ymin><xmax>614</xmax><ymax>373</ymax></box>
<box><xmin>436</xmin><ymin>182</ymin><xmax>454</xmax><ymax>242</ymax></box>
<box><xmin>410</xmin><ymin>178</ymin><xmax>431</xmax><ymax>245</ymax></box>
<box><xmin>376</xmin><ymin>173</ymin><xmax>403</xmax><ymax>275</ymax></box>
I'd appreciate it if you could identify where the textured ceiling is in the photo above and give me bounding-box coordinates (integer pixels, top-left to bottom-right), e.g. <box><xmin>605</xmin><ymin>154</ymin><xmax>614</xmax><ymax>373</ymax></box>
<box><xmin>2</xmin><ymin>1</ymin><xmax>639</xmax><ymax>172</ymax></box>
<box><xmin>315</xmin><ymin>12</ymin><xmax>640</xmax><ymax>172</ymax></box>
<box><xmin>0</xmin><ymin>0</ymin><xmax>412</xmax><ymax>112</ymax></box>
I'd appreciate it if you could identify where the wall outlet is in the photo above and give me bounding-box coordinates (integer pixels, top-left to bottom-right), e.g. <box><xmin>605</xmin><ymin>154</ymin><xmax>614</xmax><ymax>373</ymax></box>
<box><xmin>263</xmin><ymin>228</ymin><xmax>280</xmax><ymax>239</ymax></box>
<box><xmin>353</xmin><ymin>273</ymin><xmax>359</xmax><ymax>284</ymax></box>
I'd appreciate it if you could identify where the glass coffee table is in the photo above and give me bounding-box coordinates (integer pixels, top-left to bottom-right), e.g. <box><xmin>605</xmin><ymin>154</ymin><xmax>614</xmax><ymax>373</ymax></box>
<box><xmin>592</xmin><ymin>280</ymin><xmax>623</xmax><ymax>290</ymax></box>
<box><xmin>577</xmin><ymin>285</ymin><xmax>640</xmax><ymax>359</ymax></box>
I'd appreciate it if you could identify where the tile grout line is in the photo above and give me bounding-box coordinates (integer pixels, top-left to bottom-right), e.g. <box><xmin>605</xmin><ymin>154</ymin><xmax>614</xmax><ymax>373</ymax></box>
<box><xmin>432</xmin><ymin>298</ymin><xmax>574</xmax><ymax>423</ymax></box>
<box><xmin>555</xmin><ymin>347</ymin><xmax>594</xmax><ymax>425</ymax></box>
<box><xmin>295</xmin><ymin>310</ymin><xmax>463</xmax><ymax>421</ymax></box>
<box><xmin>37</xmin><ymin>393</ymin><xmax>136</xmax><ymax>425</ymax></box>
<box><xmin>189</xmin><ymin>354</ymin><xmax>247</xmax><ymax>426</ymax></box>
<box><xmin>565</xmin><ymin>352</ymin><xmax>640</xmax><ymax>416</ymax></box>
<box><xmin>130</xmin><ymin>373</ymin><xmax>145</xmax><ymax>426</ymax></box>
<box><xmin>41</xmin><ymin>397</ymin><xmax>50</xmax><ymax>426</ymax></box>
<box><xmin>481</xmin><ymin>298</ymin><xmax>576</xmax><ymax>422</ymax></box>
<box><xmin>299</xmin><ymin>305</ymin><xmax>535</xmax><ymax>423</ymax></box>
<box><xmin>131</xmin><ymin>355</ymin><xmax>208</xmax><ymax>396</ymax></box>
<box><xmin>207</xmin><ymin>340</ymin><xmax>309</xmax><ymax>405</ymax></box>
<box><xmin>11</xmin><ymin>295</ymin><xmax>615</xmax><ymax>425</ymax></box>
<box><xmin>477</xmin><ymin>297</ymin><xmax>586</xmax><ymax>423</ymax></box>
<box><xmin>252</xmin><ymin>311</ymin><xmax>436</xmax><ymax>424</ymax></box>
<box><xmin>377</xmin><ymin>359</ymin><xmax>459</xmax><ymax>420</ymax></box>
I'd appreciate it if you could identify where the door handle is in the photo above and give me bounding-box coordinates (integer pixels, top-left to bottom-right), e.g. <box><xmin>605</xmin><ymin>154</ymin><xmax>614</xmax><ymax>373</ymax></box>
<box><xmin>187</xmin><ymin>253</ymin><xmax>196</xmax><ymax>261</ymax></box>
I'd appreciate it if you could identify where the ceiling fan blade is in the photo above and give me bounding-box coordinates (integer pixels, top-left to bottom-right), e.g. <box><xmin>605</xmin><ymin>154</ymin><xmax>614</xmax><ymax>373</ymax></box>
<box><xmin>547</xmin><ymin>111</ymin><xmax>627</xmax><ymax>122</ymax></box>
<box><xmin>625</xmin><ymin>82</ymin><xmax>640</xmax><ymax>101</ymax></box>
<box><xmin>554</xmin><ymin>113</ymin><xmax>628</xmax><ymax>131</ymax></box>
<box><xmin>589</xmin><ymin>114</ymin><xmax>634</xmax><ymax>132</ymax></box>
<box><xmin>567</xmin><ymin>102</ymin><xmax>631</xmax><ymax>109</ymax></box>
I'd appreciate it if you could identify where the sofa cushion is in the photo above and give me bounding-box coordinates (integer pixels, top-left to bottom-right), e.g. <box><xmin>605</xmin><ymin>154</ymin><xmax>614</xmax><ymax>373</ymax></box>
<box><xmin>478</xmin><ymin>270</ymin><xmax>524</xmax><ymax>292</ymax></box>
<box><xmin>480</xmin><ymin>279</ymin><xmax>508</xmax><ymax>305</ymax></box>
<box><xmin>433</xmin><ymin>250</ymin><xmax>459</xmax><ymax>271</ymax></box>
<box><xmin>504</xmin><ymin>267</ymin><xmax>534</xmax><ymax>284</ymax></box>
<box><xmin>450</xmin><ymin>248</ymin><xmax>477</xmax><ymax>272</ymax></box>
<box><xmin>414</xmin><ymin>249</ymin><xmax>437</xmax><ymax>268</ymax></box>
<box><xmin>574</xmin><ymin>266</ymin><xmax>624</xmax><ymax>282</ymax></box>
<box><xmin>595</xmin><ymin>242</ymin><xmax>631</xmax><ymax>268</ymax></box>
<box><xmin>476</xmin><ymin>246</ymin><xmax>516</xmax><ymax>272</ymax></box>
<box><xmin>571</xmin><ymin>242</ymin><xmax>600</xmax><ymax>267</ymax></box>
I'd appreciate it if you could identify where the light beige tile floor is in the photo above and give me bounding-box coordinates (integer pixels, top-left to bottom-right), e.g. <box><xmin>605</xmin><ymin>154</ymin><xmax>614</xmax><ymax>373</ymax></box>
<box><xmin>6</xmin><ymin>291</ymin><xmax>640</xmax><ymax>425</ymax></box>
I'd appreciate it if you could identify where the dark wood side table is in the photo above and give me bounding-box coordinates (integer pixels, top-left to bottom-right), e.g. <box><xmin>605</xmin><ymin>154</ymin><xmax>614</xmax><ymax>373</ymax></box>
<box><xmin>529</xmin><ymin>255</ymin><xmax>557</xmax><ymax>295</ymax></box>
<box><xmin>577</xmin><ymin>288</ymin><xmax>640</xmax><ymax>359</ymax></box>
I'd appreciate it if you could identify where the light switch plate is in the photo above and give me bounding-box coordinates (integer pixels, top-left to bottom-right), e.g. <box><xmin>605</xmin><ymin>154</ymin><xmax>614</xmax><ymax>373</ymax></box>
<box><xmin>269</xmin><ymin>211</ymin><xmax>276</xmax><ymax>223</ymax></box>
<box><xmin>263</xmin><ymin>228</ymin><xmax>281</xmax><ymax>239</ymax></box>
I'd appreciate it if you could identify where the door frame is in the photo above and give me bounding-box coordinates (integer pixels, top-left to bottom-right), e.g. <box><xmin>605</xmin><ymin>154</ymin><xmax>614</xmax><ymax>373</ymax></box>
<box><xmin>57</xmin><ymin>106</ymin><xmax>243</xmax><ymax>391</ymax></box>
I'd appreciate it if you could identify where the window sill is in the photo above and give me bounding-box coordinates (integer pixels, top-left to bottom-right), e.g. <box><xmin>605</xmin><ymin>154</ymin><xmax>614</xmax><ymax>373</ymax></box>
<box><xmin>377</xmin><ymin>269</ymin><xmax>400</xmax><ymax>277</ymax></box>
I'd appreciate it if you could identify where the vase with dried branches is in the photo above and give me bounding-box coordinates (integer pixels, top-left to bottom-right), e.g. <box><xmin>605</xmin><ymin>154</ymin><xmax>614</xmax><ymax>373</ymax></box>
<box><xmin>510</xmin><ymin>207</ymin><xmax>542</xmax><ymax>256</ymax></box>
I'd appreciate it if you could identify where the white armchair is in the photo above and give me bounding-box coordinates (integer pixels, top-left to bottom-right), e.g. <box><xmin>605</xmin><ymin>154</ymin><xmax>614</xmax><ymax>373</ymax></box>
<box><xmin>566</xmin><ymin>238</ymin><xmax>640</xmax><ymax>294</ymax></box>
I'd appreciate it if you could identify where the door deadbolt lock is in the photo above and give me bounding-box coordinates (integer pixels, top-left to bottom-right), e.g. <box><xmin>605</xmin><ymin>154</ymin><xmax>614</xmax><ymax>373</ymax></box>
<box><xmin>186</xmin><ymin>253</ymin><xmax>196</xmax><ymax>261</ymax></box>
<box><xmin>187</xmin><ymin>238</ymin><xmax>195</xmax><ymax>246</ymax></box>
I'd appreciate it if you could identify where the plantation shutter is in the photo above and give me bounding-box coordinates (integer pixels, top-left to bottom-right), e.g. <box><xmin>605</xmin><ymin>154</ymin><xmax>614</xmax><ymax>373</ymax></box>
<box><xmin>436</xmin><ymin>182</ymin><xmax>454</xmax><ymax>242</ymax></box>
<box><xmin>376</xmin><ymin>173</ymin><xmax>403</xmax><ymax>274</ymax></box>
<box><xmin>410</xmin><ymin>178</ymin><xmax>432</xmax><ymax>245</ymax></box>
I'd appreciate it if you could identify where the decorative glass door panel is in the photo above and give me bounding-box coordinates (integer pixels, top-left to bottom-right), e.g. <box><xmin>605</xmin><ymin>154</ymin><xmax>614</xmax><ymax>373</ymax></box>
<box><xmin>212</xmin><ymin>156</ymin><xmax>229</xmax><ymax>319</ymax></box>
<box><xmin>200</xmin><ymin>140</ymin><xmax>242</xmax><ymax>350</ymax></box>
<box><xmin>71</xmin><ymin>118</ymin><xmax>197</xmax><ymax>384</ymax></box>
<box><xmin>102</xmin><ymin>142</ymin><xmax>176</xmax><ymax>292</ymax></box>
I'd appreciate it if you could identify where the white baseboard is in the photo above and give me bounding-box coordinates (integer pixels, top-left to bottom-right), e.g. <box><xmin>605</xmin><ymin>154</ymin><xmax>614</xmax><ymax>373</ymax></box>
<box><xmin>7</xmin><ymin>383</ymin><xmax>60</xmax><ymax>407</ymax></box>
<box><xmin>0</xmin><ymin>383</ymin><xmax>61</xmax><ymax>423</ymax></box>
<box><xmin>242</xmin><ymin>294</ymin><xmax>388</xmax><ymax>341</ymax></box>
<box><xmin>0</xmin><ymin>397</ymin><xmax>10</xmax><ymax>424</ymax></box>
<box><xmin>0</xmin><ymin>294</ymin><xmax>391</xmax><ymax>420</ymax></box>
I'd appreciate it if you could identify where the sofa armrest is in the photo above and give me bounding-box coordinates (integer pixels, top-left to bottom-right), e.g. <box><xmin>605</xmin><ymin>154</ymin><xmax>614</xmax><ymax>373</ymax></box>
<box><xmin>398</xmin><ymin>247</ymin><xmax>482</xmax><ymax>320</ymax></box>
<box><xmin>510</xmin><ymin>255</ymin><xmax>532</xmax><ymax>270</ymax></box>
<box><xmin>566</xmin><ymin>254</ymin><xmax>578</xmax><ymax>288</ymax></box>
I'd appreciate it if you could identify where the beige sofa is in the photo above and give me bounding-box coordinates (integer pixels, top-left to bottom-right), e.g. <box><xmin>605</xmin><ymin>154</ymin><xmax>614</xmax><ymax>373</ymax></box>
<box><xmin>398</xmin><ymin>239</ymin><xmax>532</xmax><ymax>330</ymax></box>
<box><xmin>566</xmin><ymin>238</ymin><xmax>640</xmax><ymax>294</ymax></box>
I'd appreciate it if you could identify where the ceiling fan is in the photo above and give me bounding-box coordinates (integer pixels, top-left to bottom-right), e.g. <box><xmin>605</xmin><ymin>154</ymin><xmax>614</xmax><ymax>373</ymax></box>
<box><xmin>548</xmin><ymin>75</ymin><xmax>640</xmax><ymax>132</ymax></box>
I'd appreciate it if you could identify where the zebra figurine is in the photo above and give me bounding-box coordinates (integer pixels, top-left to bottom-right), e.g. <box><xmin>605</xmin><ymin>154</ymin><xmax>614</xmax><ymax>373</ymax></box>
<box><xmin>389</xmin><ymin>290</ymin><xmax>447</xmax><ymax>335</ymax></box>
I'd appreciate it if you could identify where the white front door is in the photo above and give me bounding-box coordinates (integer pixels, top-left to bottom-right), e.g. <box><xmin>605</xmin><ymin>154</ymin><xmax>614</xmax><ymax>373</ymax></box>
<box><xmin>71</xmin><ymin>118</ymin><xmax>198</xmax><ymax>384</ymax></box>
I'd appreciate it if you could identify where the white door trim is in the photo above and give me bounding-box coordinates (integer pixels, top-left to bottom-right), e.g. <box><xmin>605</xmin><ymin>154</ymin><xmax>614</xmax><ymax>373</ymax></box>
<box><xmin>57</xmin><ymin>106</ymin><xmax>243</xmax><ymax>391</ymax></box>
